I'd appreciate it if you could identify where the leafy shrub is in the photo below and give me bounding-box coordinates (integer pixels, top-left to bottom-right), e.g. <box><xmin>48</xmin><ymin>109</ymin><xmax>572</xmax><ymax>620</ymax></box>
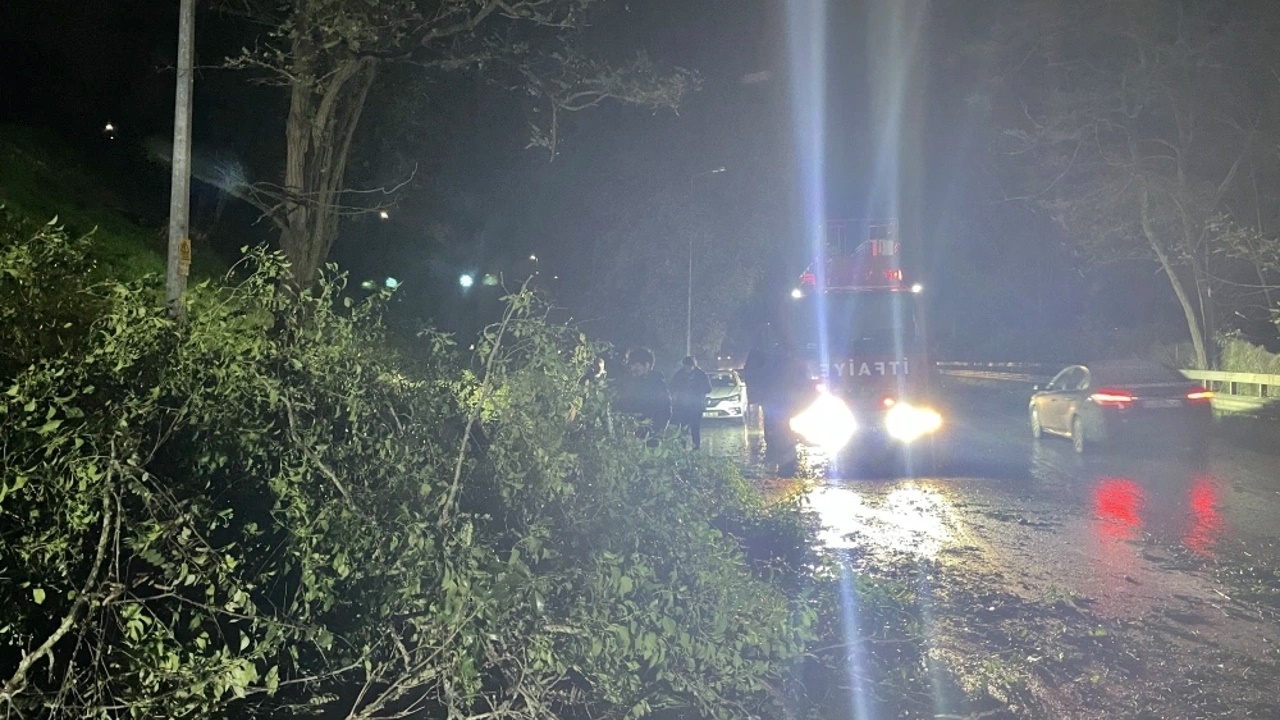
<box><xmin>1218</xmin><ymin>333</ymin><xmax>1280</xmax><ymax>375</ymax></box>
<box><xmin>0</xmin><ymin>229</ymin><xmax>813</xmax><ymax>719</ymax></box>
<box><xmin>0</xmin><ymin>208</ymin><xmax>121</xmax><ymax>380</ymax></box>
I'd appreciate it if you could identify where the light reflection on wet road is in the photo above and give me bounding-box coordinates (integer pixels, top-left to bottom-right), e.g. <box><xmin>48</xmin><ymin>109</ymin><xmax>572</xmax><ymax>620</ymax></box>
<box><xmin>700</xmin><ymin>384</ymin><xmax>1280</xmax><ymax>715</ymax></box>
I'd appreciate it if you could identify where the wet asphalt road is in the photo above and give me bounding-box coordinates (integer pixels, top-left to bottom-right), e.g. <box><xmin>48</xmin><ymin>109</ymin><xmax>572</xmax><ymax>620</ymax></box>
<box><xmin>700</xmin><ymin>381</ymin><xmax>1280</xmax><ymax>718</ymax></box>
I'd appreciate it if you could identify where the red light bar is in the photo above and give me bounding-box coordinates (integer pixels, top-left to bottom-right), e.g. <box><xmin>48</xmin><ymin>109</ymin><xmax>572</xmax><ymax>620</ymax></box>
<box><xmin>884</xmin><ymin>269</ymin><xmax>903</xmax><ymax>281</ymax></box>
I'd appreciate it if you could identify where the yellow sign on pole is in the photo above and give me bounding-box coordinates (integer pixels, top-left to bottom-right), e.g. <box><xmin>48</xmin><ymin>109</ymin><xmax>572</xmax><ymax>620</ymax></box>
<box><xmin>178</xmin><ymin>237</ymin><xmax>192</xmax><ymax>277</ymax></box>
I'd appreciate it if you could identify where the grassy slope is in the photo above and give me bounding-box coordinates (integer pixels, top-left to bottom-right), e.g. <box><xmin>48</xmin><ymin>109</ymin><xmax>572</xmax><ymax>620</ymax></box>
<box><xmin>0</xmin><ymin>125</ymin><xmax>169</xmax><ymax>279</ymax></box>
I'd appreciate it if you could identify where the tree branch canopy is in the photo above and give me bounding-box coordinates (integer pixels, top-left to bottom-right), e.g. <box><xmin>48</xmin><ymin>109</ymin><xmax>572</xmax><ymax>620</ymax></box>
<box><xmin>982</xmin><ymin>0</ymin><xmax>1279</xmax><ymax>367</ymax></box>
<box><xmin>222</xmin><ymin>0</ymin><xmax>695</xmax><ymax>285</ymax></box>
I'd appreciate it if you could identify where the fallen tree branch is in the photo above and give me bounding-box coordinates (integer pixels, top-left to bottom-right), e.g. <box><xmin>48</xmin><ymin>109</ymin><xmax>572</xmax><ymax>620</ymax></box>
<box><xmin>2</xmin><ymin>484</ymin><xmax>118</xmax><ymax>705</ymax></box>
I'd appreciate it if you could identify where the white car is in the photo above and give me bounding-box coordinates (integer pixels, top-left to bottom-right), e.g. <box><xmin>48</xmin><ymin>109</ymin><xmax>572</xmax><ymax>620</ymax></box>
<box><xmin>703</xmin><ymin>370</ymin><xmax>748</xmax><ymax>419</ymax></box>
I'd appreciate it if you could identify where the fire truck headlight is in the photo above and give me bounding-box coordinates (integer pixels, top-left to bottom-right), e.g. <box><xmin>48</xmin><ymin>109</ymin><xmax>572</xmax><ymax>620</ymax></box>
<box><xmin>790</xmin><ymin>391</ymin><xmax>857</xmax><ymax>452</ymax></box>
<box><xmin>885</xmin><ymin>402</ymin><xmax>943</xmax><ymax>443</ymax></box>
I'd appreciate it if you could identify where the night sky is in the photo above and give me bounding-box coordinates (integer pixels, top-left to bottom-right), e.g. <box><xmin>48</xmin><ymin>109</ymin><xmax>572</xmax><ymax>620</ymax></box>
<box><xmin>5</xmin><ymin>0</ymin><xmax>1268</xmax><ymax>360</ymax></box>
<box><xmin>2</xmin><ymin>0</ymin><xmax>870</xmax><ymax>258</ymax></box>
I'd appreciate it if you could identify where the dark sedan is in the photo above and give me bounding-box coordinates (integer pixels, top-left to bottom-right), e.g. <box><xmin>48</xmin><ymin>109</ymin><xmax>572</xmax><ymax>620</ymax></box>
<box><xmin>1029</xmin><ymin>360</ymin><xmax>1213</xmax><ymax>454</ymax></box>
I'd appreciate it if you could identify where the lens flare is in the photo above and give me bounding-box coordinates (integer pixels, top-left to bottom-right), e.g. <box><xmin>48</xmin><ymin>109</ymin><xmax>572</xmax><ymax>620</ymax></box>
<box><xmin>884</xmin><ymin>401</ymin><xmax>942</xmax><ymax>442</ymax></box>
<box><xmin>790</xmin><ymin>390</ymin><xmax>857</xmax><ymax>451</ymax></box>
<box><xmin>786</xmin><ymin>0</ymin><xmax>830</xmax><ymax>368</ymax></box>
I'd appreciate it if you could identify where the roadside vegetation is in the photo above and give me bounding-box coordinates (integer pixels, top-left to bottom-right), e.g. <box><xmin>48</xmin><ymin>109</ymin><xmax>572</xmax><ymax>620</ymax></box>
<box><xmin>0</xmin><ymin>191</ymin><xmax>975</xmax><ymax>718</ymax></box>
<box><xmin>0</xmin><ymin>214</ymin><xmax>798</xmax><ymax>718</ymax></box>
<box><xmin>1217</xmin><ymin>335</ymin><xmax>1280</xmax><ymax>375</ymax></box>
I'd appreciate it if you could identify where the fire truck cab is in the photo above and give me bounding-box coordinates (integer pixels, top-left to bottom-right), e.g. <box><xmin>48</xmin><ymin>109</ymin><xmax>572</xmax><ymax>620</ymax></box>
<box><xmin>785</xmin><ymin>220</ymin><xmax>943</xmax><ymax>458</ymax></box>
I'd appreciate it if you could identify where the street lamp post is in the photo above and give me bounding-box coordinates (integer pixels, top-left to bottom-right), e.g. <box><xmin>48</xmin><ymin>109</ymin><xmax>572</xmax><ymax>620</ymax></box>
<box><xmin>687</xmin><ymin>166</ymin><xmax>726</xmax><ymax>357</ymax></box>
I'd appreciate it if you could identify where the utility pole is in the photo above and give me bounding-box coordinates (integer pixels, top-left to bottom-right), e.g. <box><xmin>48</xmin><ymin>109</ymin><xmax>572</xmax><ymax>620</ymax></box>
<box><xmin>686</xmin><ymin>166</ymin><xmax>726</xmax><ymax>357</ymax></box>
<box><xmin>166</xmin><ymin>0</ymin><xmax>196</xmax><ymax>319</ymax></box>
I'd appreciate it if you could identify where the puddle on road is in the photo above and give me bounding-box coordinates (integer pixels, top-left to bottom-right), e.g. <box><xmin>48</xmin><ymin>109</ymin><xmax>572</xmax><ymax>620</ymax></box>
<box><xmin>807</xmin><ymin>482</ymin><xmax>959</xmax><ymax>559</ymax></box>
<box><xmin>749</xmin><ymin>432</ymin><xmax>1280</xmax><ymax>718</ymax></box>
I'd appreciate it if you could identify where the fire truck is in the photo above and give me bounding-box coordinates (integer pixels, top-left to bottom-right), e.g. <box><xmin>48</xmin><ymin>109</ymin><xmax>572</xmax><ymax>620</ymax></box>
<box><xmin>784</xmin><ymin>219</ymin><xmax>943</xmax><ymax>459</ymax></box>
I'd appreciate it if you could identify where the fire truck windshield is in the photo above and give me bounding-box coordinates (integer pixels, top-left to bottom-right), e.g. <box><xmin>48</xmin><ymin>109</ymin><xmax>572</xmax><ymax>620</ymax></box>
<box><xmin>790</xmin><ymin>291</ymin><xmax>922</xmax><ymax>355</ymax></box>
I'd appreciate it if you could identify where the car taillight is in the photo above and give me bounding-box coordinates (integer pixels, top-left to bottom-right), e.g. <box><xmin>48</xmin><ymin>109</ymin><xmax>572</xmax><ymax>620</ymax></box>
<box><xmin>1090</xmin><ymin>388</ymin><xmax>1135</xmax><ymax>407</ymax></box>
<box><xmin>1186</xmin><ymin>389</ymin><xmax>1214</xmax><ymax>403</ymax></box>
<box><xmin>882</xmin><ymin>396</ymin><xmax>896</xmax><ymax>408</ymax></box>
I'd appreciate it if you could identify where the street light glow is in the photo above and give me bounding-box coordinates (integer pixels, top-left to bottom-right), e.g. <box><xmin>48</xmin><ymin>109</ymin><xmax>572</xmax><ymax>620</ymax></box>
<box><xmin>791</xmin><ymin>288</ymin><xmax>804</xmax><ymax>299</ymax></box>
<box><xmin>378</xmin><ymin>210</ymin><xmax>390</xmax><ymax>220</ymax></box>
<box><xmin>911</xmin><ymin>283</ymin><xmax>923</xmax><ymax>293</ymax></box>
<box><xmin>459</xmin><ymin>273</ymin><xmax>474</xmax><ymax>289</ymax></box>
<box><xmin>529</xmin><ymin>254</ymin><xmax>538</xmax><ymax>262</ymax></box>
<box><xmin>104</xmin><ymin>122</ymin><xmax>115</xmax><ymax>133</ymax></box>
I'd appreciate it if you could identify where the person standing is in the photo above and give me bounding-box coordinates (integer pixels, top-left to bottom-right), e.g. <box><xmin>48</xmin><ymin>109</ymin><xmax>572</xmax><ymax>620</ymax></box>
<box><xmin>743</xmin><ymin>323</ymin><xmax>802</xmax><ymax>464</ymax></box>
<box><xmin>670</xmin><ymin>356</ymin><xmax>712</xmax><ymax>449</ymax></box>
<box><xmin>614</xmin><ymin>347</ymin><xmax>671</xmax><ymax>440</ymax></box>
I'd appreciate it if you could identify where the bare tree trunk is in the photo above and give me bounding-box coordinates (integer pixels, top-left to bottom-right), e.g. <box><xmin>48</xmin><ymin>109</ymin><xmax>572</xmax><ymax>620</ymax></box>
<box><xmin>1142</xmin><ymin>188</ymin><xmax>1209</xmax><ymax>368</ymax></box>
<box><xmin>278</xmin><ymin>33</ymin><xmax>379</xmax><ymax>287</ymax></box>
<box><xmin>1250</xmin><ymin>162</ymin><xmax>1275</xmax><ymax>310</ymax></box>
<box><xmin>1188</xmin><ymin>249</ymin><xmax>1216</xmax><ymax>367</ymax></box>
<box><xmin>281</xmin><ymin>35</ymin><xmax>317</xmax><ymax>286</ymax></box>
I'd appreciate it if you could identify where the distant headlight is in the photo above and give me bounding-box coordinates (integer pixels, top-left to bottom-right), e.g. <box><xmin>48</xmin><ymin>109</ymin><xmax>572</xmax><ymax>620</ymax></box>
<box><xmin>790</xmin><ymin>390</ymin><xmax>857</xmax><ymax>452</ymax></box>
<box><xmin>884</xmin><ymin>402</ymin><xmax>943</xmax><ymax>443</ymax></box>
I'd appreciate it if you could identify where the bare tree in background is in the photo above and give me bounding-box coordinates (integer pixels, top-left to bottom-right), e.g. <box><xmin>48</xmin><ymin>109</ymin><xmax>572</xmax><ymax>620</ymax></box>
<box><xmin>986</xmin><ymin>0</ymin><xmax>1278</xmax><ymax>368</ymax></box>
<box><xmin>220</xmin><ymin>0</ymin><xmax>694</xmax><ymax>286</ymax></box>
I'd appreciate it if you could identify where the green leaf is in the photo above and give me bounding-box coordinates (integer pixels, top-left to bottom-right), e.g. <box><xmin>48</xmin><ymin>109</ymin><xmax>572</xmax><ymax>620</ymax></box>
<box><xmin>32</xmin><ymin>588</ymin><xmax>45</xmax><ymax>605</ymax></box>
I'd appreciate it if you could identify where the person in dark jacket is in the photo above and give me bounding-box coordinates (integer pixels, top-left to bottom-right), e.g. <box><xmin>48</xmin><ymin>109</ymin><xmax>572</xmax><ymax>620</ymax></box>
<box><xmin>742</xmin><ymin>324</ymin><xmax>805</xmax><ymax>462</ymax></box>
<box><xmin>669</xmin><ymin>356</ymin><xmax>712</xmax><ymax>449</ymax></box>
<box><xmin>614</xmin><ymin>346</ymin><xmax>671</xmax><ymax>439</ymax></box>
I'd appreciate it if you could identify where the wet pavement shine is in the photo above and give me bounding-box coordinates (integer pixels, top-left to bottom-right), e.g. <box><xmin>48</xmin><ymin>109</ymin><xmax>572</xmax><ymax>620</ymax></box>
<box><xmin>700</xmin><ymin>382</ymin><xmax>1280</xmax><ymax>718</ymax></box>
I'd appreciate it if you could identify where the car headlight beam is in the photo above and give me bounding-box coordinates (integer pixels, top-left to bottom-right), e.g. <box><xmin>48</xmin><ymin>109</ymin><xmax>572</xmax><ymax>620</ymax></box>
<box><xmin>790</xmin><ymin>391</ymin><xmax>858</xmax><ymax>452</ymax></box>
<box><xmin>885</xmin><ymin>402</ymin><xmax>943</xmax><ymax>443</ymax></box>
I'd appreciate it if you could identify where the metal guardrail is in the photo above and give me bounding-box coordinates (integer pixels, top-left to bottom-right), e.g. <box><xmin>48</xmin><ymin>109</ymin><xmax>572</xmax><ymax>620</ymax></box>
<box><xmin>935</xmin><ymin>362</ymin><xmax>1052</xmax><ymax>384</ymax></box>
<box><xmin>1182</xmin><ymin>370</ymin><xmax>1280</xmax><ymax>413</ymax></box>
<box><xmin>935</xmin><ymin>368</ymin><xmax>1047</xmax><ymax>383</ymax></box>
<box><xmin>938</xmin><ymin>362</ymin><xmax>1280</xmax><ymax>415</ymax></box>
